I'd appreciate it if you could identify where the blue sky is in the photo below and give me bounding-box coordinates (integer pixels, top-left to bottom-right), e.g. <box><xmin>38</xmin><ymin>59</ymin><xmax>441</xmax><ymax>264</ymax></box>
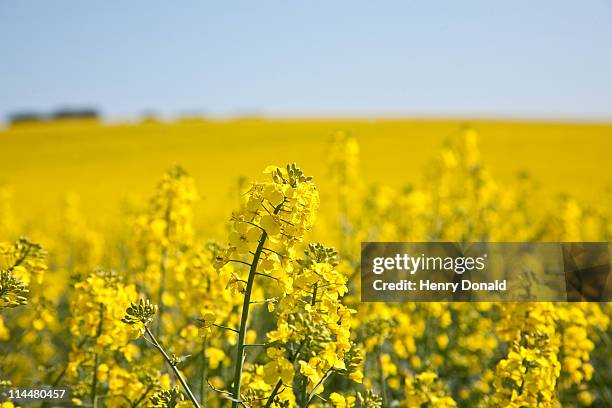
<box><xmin>1</xmin><ymin>1</ymin><xmax>612</xmax><ymax>121</ymax></box>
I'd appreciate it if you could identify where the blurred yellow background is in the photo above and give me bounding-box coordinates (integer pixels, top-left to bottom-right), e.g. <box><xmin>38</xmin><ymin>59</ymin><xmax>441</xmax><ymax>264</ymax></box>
<box><xmin>1</xmin><ymin>119</ymin><xmax>611</xmax><ymax>234</ymax></box>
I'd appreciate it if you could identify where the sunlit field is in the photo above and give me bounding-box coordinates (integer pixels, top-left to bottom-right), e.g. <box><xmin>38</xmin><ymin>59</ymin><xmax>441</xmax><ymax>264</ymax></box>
<box><xmin>0</xmin><ymin>119</ymin><xmax>610</xmax><ymax>407</ymax></box>
<box><xmin>1</xmin><ymin>119</ymin><xmax>610</xmax><ymax>234</ymax></box>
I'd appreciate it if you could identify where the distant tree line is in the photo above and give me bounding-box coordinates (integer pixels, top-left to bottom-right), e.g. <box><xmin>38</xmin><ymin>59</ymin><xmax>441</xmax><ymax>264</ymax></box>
<box><xmin>8</xmin><ymin>108</ymin><xmax>99</xmax><ymax>125</ymax></box>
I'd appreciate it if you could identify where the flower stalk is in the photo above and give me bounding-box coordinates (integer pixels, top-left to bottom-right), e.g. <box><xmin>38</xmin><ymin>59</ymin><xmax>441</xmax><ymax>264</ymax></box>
<box><xmin>144</xmin><ymin>326</ymin><xmax>202</xmax><ymax>408</ymax></box>
<box><xmin>230</xmin><ymin>204</ymin><xmax>282</xmax><ymax>407</ymax></box>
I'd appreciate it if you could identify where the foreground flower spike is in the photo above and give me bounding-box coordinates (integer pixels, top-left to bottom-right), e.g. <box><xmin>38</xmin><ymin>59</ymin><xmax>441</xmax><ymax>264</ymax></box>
<box><xmin>213</xmin><ymin>164</ymin><xmax>364</xmax><ymax>407</ymax></box>
<box><xmin>217</xmin><ymin>164</ymin><xmax>320</xmax><ymax>407</ymax></box>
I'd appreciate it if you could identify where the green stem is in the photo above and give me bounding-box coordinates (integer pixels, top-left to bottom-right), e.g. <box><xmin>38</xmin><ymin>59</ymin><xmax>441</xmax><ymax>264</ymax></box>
<box><xmin>131</xmin><ymin>385</ymin><xmax>153</xmax><ymax>407</ymax></box>
<box><xmin>231</xmin><ymin>231</ymin><xmax>268</xmax><ymax>407</ymax></box>
<box><xmin>311</xmin><ymin>283</ymin><xmax>318</xmax><ymax>306</ymax></box>
<box><xmin>264</xmin><ymin>380</ymin><xmax>283</xmax><ymax>408</ymax></box>
<box><xmin>6</xmin><ymin>242</ymin><xmax>31</xmax><ymax>273</ymax></box>
<box><xmin>144</xmin><ymin>326</ymin><xmax>201</xmax><ymax>408</ymax></box>
<box><xmin>200</xmin><ymin>339</ymin><xmax>208</xmax><ymax>404</ymax></box>
<box><xmin>231</xmin><ymin>203</ymin><xmax>282</xmax><ymax>408</ymax></box>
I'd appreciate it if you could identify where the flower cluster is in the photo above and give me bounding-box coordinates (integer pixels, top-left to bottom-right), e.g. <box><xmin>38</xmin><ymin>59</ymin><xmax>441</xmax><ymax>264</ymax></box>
<box><xmin>0</xmin><ymin>238</ymin><xmax>46</xmax><ymax>309</ymax></box>
<box><xmin>262</xmin><ymin>242</ymin><xmax>363</xmax><ymax>406</ymax></box>
<box><xmin>493</xmin><ymin>303</ymin><xmax>561</xmax><ymax>407</ymax></box>
<box><xmin>66</xmin><ymin>269</ymin><xmax>146</xmax><ymax>406</ymax></box>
